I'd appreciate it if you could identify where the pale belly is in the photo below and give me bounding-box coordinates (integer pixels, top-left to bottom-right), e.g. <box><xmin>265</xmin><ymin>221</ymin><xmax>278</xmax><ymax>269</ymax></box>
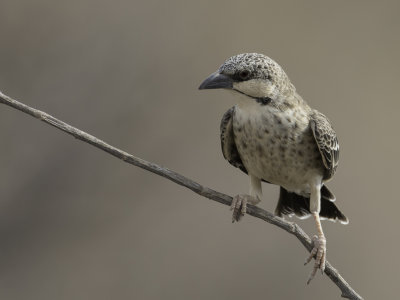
<box><xmin>233</xmin><ymin>104</ymin><xmax>324</xmax><ymax>195</ymax></box>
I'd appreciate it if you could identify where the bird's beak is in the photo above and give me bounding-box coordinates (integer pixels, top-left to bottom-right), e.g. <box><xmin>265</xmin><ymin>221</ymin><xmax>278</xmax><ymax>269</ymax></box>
<box><xmin>198</xmin><ymin>71</ymin><xmax>233</xmax><ymax>90</ymax></box>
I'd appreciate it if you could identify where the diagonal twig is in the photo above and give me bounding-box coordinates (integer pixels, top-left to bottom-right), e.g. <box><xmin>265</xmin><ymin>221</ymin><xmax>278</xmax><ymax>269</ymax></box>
<box><xmin>0</xmin><ymin>90</ymin><xmax>363</xmax><ymax>300</ymax></box>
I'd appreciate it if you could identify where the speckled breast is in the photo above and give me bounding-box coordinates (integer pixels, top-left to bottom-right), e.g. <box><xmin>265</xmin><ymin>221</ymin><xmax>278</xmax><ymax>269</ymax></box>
<box><xmin>232</xmin><ymin>104</ymin><xmax>324</xmax><ymax>193</ymax></box>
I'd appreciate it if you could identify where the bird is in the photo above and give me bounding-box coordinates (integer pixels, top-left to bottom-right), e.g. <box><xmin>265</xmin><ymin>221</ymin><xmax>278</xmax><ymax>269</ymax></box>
<box><xmin>198</xmin><ymin>53</ymin><xmax>348</xmax><ymax>283</ymax></box>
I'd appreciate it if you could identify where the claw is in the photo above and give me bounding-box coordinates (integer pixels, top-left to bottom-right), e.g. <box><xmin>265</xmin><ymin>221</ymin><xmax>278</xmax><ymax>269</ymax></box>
<box><xmin>230</xmin><ymin>194</ymin><xmax>258</xmax><ymax>223</ymax></box>
<box><xmin>304</xmin><ymin>246</ymin><xmax>318</xmax><ymax>265</ymax></box>
<box><xmin>307</xmin><ymin>265</ymin><xmax>318</xmax><ymax>285</ymax></box>
<box><xmin>231</xmin><ymin>195</ymin><xmax>246</xmax><ymax>222</ymax></box>
<box><xmin>230</xmin><ymin>199</ymin><xmax>235</xmax><ymax>211</ymax></box>
<box><xmin>305</xmin><ymin>234</ymin><xmax>326</xmax><ymax>284</ymax></box>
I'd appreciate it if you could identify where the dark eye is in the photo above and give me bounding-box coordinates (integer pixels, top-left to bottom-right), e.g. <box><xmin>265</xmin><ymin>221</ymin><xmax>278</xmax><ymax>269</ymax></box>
<box><xmin>239</xmin><ymin>70</ymin><xmax>250</xmax><ymax>80</ymax></box>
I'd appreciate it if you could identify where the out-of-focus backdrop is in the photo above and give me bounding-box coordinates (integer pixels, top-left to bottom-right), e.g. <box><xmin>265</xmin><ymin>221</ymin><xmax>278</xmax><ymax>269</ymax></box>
<box><xmin>0</xmin><ymin>1</ymin><xmax>398</xmax><ymax>299</ymax></box>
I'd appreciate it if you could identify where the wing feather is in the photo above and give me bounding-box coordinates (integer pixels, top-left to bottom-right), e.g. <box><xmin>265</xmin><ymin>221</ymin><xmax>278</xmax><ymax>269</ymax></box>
<box><xmin>220</xmin><ymin>107</ymin><xmax>248</xmax><ymax>174</ymax></box>
<box><xmin>310</xmin><ymin>111</ymin><xmax>340</xmax><ymax>180</ymax></box>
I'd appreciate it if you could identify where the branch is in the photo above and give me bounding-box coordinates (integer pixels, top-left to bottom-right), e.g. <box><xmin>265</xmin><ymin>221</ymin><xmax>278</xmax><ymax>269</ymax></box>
<box><xmin>0</xmin><ymin>90</ymin><xmax>363</xmax><ymax>300</ymax></box>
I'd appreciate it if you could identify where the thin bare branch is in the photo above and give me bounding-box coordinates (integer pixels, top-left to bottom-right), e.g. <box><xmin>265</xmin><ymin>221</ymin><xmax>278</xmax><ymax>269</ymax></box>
<box><xmin>0</xmin><ymin>90</ymin><xmax>363</xmax><ymax>300</ymax></box>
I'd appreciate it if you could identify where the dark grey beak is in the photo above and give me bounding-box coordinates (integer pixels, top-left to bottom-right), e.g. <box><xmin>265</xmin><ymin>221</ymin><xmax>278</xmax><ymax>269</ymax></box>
<box><xmin>198</xmin><ymin>71</ymin><xmax>233</xmax><ymax>90</ymax></box>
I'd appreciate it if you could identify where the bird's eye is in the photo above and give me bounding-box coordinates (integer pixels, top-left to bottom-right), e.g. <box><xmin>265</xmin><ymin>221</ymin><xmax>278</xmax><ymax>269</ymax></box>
<box><xmin>239</xmin><ymin>70</ymin><xmax>250</xmax><ymax>80</ymax></box>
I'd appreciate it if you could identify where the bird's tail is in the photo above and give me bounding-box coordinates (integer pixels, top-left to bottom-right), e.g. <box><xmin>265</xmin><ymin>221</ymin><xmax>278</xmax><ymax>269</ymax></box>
<box><xmin>274</xmin><ymin>186</ymin><xmax>348</xmax><ymax>224</ymax></box>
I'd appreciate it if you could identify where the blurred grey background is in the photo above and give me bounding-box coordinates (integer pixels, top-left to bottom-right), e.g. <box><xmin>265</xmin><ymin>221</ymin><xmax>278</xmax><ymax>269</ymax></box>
<box><xmin>0</xmin><ymin>0</ymin><xmax>398</xmax><ymax>299</ymax></box>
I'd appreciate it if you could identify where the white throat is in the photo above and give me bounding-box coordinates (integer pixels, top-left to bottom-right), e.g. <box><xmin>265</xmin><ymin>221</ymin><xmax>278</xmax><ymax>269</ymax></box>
<box><xmin>233</xmin><ymin>79</ymin><xmax>278</xmax><ymax>99</ymax></box>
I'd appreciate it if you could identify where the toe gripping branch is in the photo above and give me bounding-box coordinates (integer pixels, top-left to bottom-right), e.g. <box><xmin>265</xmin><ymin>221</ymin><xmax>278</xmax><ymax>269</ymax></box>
<box><xmin>230</xmin><ymin>195</ymin><xmax>247</xmax><ymax>222</ymax></box>
<box><xmin>304</xmin><ymin>212</ymin><xmax>327</xmax><ymax>284</ymax></box>
<box><xmin>305</xmin><ymin>234</ymin><xmax>327</xmax><ymax>284</ymax></box>
<box><xmin>230</xmin><ymin>194</ymin><xmax>260</xmax><ymax>222</ymax></box>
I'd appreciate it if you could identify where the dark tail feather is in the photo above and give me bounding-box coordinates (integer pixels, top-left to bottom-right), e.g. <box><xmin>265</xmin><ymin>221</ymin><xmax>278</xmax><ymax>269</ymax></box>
<box><xmin>321</xmin><ymin>185</ymin><xmax>336</xmax><ymax>202</ymax></box>
<box><xmin>275</xmin><ymin>187</ymin><xmax>348</xmax><ymax>224</ymax></box>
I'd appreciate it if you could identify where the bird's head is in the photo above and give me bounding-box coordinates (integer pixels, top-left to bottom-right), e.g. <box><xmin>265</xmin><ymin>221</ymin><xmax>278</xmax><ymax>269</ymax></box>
<box><xmin>199</xmin><ymin>53</ymin><xmax>295</xmax><ymax>104</ymax></box>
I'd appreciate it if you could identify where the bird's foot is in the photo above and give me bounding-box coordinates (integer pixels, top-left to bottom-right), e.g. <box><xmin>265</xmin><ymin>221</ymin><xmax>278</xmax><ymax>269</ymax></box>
<box><xmin>230</xmin><ymin>194</ymin><xmax>259</xmax><ymax>223</ymax></box>
<box><xmin>304</xmin><ymin>234</ymin><xmax>326</xmax><ymax>284</ymax></box>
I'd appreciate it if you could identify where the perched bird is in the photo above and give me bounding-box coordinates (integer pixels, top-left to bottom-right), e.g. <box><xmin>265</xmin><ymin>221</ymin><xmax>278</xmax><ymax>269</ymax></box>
<box><xmin>198</xmin><ymin>53</ymin><xmax>348</xmax><ymax>283</ymax></box>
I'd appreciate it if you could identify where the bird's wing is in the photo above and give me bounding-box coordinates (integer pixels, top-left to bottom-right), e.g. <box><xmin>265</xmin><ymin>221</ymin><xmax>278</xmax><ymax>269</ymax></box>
<box><xmin>220</xmin><ymin>106</ymin><xmax>248</xmax><ymax>175</ymax></box>
<box><xmin>310</xmin><ymin>111</ymin><xmax>339</xmax><ymax>180</ymax></box>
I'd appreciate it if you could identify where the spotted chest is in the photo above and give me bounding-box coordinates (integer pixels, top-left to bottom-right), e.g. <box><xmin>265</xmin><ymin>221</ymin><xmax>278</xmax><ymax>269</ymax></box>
<box><xmin>232</xmin><ymin>102</ymin><xmax>324</xmax><ymax>194</ymax></box>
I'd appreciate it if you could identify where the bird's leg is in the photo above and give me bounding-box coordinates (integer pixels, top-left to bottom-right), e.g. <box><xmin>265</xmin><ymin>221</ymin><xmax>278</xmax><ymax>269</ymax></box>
<box><xmin>305</xmin><ymin>182</ymin><xmax>326</xmax><ymax>284</ymax></box>
<box><xmin>305</xmin><ymin>213</ymin><xmax>326</xmax><ymax>284</ymax></box>
<box><xmin>231</xmin><ymin>175</ymin><xmax>262</xmax><ymax>222</ymax></box>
